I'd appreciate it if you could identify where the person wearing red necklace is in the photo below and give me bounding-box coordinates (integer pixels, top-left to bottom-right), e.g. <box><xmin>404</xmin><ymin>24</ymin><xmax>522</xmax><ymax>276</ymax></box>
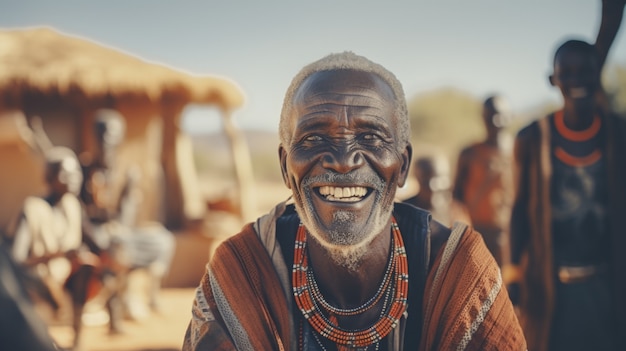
<box><xmin>508</xmin><ymin>1</ymin><xmax>626</xmax><ymax>350</ymax></box>
<box><xmin>183</xmin><ymin>52</ymin><xmax>525</xmax><ymax>351</ymax></box>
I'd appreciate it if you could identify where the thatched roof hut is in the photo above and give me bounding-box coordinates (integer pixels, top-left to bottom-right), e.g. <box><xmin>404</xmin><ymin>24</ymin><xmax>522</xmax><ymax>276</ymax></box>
<box><xmin>0</xmin><ymin>27</ymin><xmax>244</xmax><ymax>107</ymax></box>
<box><xmin>0</xmin><ymin>27</ymin><xmax>254</xmax><ymax>231</ymax></box>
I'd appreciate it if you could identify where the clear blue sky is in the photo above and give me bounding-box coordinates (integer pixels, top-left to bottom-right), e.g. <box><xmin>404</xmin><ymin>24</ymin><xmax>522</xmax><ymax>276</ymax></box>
<box><xmin>2</xmin><ymin>0</ymin><xmax>626</xmax><ymax>133</ymax></box>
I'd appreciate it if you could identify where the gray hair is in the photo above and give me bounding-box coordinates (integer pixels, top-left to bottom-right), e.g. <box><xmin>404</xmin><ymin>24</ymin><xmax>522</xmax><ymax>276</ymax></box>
<box><xmin>279</xmin><ymin>51</ymin><xmax>409</xmax><ymax>149</ymax></box>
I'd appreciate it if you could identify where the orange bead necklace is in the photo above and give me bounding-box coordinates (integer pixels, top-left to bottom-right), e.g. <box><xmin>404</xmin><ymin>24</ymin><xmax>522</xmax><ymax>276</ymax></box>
<box><xmin>554</xmin><ymin>109</ymin><xmax>601</xmax><ymax>142</ymax></box>
<box><xmin>553</xmin><ymin>110</ymin><xmax>603</xmax><ymax>167</ymax></box>
<box><xmin>293</xmin><ymin>218</ymin><xmax>409</xmax><ymax>349</ymax></box>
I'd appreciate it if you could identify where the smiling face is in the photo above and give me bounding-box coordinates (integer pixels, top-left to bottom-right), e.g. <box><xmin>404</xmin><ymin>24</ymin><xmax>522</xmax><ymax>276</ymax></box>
<box><xmin>550</xmin><ymin>42</ymin><xmax>600</xmax><ymax>112</ymax></box>
<box><xmin>280</xmin><ymin>69</ymin><xmax>411</xmax><ymax>252</ymax></box>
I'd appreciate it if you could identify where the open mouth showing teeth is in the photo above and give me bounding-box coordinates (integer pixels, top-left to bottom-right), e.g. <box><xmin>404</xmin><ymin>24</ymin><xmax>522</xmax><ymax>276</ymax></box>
<box><xmin>317</xmin><ymin>185</ymin><xmax>369</xmax><ymax>202</ymax></box>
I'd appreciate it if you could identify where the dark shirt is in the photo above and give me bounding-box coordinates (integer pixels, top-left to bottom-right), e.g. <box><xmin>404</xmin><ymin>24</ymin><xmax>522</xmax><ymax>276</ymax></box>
<box><xmin>549</xmin><ymin>119</ymin><xmax>610</xmax><ymax>266</ymax></box>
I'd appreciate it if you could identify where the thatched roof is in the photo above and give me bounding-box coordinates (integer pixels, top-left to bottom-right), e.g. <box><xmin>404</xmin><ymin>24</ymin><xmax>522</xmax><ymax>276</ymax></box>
<box><xmin>0</xmin><ymin>27</ymin><xmax>244</xmax><ymax>111</ymax></box>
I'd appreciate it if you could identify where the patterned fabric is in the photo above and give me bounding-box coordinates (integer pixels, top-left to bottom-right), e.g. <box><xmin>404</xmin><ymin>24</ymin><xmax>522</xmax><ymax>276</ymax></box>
<box><xmin>419</xmin><ymin>224</ymin><xmax>526</xmax><ymax>351</ymax></box>
<box><xmin>183</xmin><ymin>203</ymin><xmax>526</xmax><ymax>350</ymax></box>
<box><xmin>183</xmin><ymin>223</ymin><xmax>291</xmax><ymax>351</ymax></box>
<box><xmin>510</xmin><ymin>113</ymin><xmax>626</xmax><ymax>351</ymax></box>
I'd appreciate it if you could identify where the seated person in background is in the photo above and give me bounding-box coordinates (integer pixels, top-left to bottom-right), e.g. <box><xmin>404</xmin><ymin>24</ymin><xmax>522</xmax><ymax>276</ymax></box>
<box><xmin>6</xmin><ymin>146</ymin><xmax>100</xmax><ymax>350</ymax></box>
<box><xmin>403</xmin><ymin>153</ymin><xmax>471</xmax><ymax>226</ymax></box>
<box><xmin>80</xmin><ymin>109</ymin><xmax>174</xmax><ymax>329</ymax></box>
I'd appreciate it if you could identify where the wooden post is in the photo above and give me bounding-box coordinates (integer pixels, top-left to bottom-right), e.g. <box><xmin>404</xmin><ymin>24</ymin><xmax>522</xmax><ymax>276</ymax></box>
<box><xmin>161</xmin><ymin>98</ymin><xmax>186</xmax><ymax>230</ymax></box>
<box><xmin>221</xmin><ymin>110</ymin><xmax>256</xmax><ymax>222</ymax></box>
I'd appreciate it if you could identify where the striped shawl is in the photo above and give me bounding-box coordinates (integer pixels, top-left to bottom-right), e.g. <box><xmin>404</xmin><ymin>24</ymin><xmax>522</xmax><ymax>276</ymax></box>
<box><xmin>183</xmin><ymin>203</ymin><xmax>525</xmax><ymax>350</ymax></box>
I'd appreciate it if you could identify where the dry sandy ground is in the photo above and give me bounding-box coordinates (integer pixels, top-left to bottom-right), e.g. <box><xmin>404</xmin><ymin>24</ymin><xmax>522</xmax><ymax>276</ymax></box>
<box><xmin>49</xmin><ymin>287</ymin><xmax>195</xmax><ymax>351</ymax></box>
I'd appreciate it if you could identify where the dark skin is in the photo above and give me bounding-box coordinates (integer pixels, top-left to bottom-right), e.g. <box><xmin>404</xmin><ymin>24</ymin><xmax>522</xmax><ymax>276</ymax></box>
<box><xmin>596</xmin><ymin>0</ymin><xmax>626</xmax><ymax>69</ymax></box>
<box><xmin>279</xmin><ymin>70</ymin><xmax>412</xmax><ymax>329</ymax></box>
<box><xmin>547</xmin><ymin>0</ymin><xmax>626</xmax><ymax>131</ymax></box>
<box><xmin>549</xmin><ymin>47</ymin><xmax>601</xmax><ymax>130</ymax></box>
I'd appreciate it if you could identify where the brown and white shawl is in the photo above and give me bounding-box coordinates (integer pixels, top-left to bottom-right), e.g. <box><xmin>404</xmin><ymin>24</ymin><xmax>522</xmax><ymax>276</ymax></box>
<box><xmin>420</xmin><ymin>224</ymin><xmax>526</xmax><ymax>351</ymax></box>
<box><xmin>183</xmin><ymin>203</ymin><xmax>526</xmax><ymax>350</ymax></box>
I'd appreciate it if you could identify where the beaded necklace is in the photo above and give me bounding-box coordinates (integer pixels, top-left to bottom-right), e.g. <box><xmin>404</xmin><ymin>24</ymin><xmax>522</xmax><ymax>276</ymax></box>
<box><xmin>553</xmin><ymin>110</ymin><xmax>603</xmax><ymax>167</ymax></box>
<box><xmin>554</xmin><ymin>109</ymin><xmax>601</xmax><ymax>142</ymax></box>
<box><xmin>306</xmin><ymin>233</ymin><xmax>395</xmax><ymax>317</ymax></box>
<box><xmin>293</xmin><ymin>218</ymin><xmax>409</xmax><ymax>349</ymax></box>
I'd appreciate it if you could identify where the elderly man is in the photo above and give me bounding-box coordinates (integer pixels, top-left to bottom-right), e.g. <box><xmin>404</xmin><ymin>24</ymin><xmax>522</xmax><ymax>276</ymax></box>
<box><xmin>183</xmin><ymin>52</ymin><xmax>525</xmax><ymax>351</ymax></box>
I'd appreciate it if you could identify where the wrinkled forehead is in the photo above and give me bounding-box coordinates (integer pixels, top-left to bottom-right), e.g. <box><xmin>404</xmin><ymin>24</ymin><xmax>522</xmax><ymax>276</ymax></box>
<box><xmin>293</xmin><ymin>69</ymin><xmax>396</xmax><ymax>104</ymax></box>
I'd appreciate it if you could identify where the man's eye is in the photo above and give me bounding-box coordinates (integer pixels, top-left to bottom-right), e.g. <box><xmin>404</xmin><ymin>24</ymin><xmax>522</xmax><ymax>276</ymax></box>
<box><xmin>363</xmin><ymin>134</ymin><xmax>381</xmax><ymax>141</ymax></box>
<box><xmin>305</xmin><ymin>135</ymin><xmax>323</xmax><ymax>142</ymax></box>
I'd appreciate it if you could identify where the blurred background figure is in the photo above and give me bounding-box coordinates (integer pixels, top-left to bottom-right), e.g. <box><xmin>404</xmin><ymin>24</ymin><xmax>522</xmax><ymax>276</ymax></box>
<box><xmin>4</xmin><ymin>144</ymin><xmax>100</xmax><ymax>350</ymax></box>
<box><xmin>79</xmin><ymin>109</ymin><xmax>175</xmax><ymax>333</ymax></box>
<box><xmin>452</xmin><ymin>95</ymin><xmax>514</xmax><ymax>268</ymax></box>
<box><xmin>403</xmin><ymin>153</ymin><xmax>471</xmax><ymax>226</ymax></box>
<box><xmin>509</xmin><ymin>1</ymin><xmax>626</xmax><ymax>350</ymax></box>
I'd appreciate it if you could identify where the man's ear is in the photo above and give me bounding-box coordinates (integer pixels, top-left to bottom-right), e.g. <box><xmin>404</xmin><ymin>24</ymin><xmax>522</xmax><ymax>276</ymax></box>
<box><xmin>549</xmin><ymin>74</ymin><xmax>556</xmax><ymax>86</ymax></box>
<box><xmin>397</xmin><ymin>144</ymin><xmax>413</xmax><ymax>188</ymax></box>
<box><xmin>278</xmin><ymin>145</ymin><xmax>291</xmax><ymax>189</ymax></box>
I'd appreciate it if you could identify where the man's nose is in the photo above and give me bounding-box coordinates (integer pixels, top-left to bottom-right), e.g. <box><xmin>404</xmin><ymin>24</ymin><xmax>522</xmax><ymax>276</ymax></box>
<box><xmin>321</xmin><ymin>146</ymin><xmax>364</xmax><ymax>173</ymax></box>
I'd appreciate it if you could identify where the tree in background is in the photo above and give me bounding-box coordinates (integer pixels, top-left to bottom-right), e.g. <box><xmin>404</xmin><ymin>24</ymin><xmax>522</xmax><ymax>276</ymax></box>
<box><xmin>407</xmin><ymin>88</ymin><xmax>483</xmax><ymax>164</ymax></box>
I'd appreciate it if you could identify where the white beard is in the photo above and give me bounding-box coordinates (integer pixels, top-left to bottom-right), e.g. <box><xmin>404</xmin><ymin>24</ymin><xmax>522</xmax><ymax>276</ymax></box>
<box><xmin>291</xmin><ymin>171</ymin><xmax>395</xmax><ymax>271</ymax></box>
<box><xmin>295</xmin><ymin>198</ymin><xmax>393</xmax><ymax>272</ymax></box>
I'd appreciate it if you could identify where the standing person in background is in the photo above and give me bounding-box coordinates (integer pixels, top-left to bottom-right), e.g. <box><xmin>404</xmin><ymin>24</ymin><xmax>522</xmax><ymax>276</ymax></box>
<box><xmin>404</xmin><ymin>153</ymin><xmax>471</xmax><ymax>227</ymax></box>
<box><xmin>508</xmin><ymin>1</ymin><xmax>626</xmax><ymax>350</ymax></box>
<box><xmin>453</xmin><ymin>95</ymin><xmax>514</xmax><ymax>268</ymax></box>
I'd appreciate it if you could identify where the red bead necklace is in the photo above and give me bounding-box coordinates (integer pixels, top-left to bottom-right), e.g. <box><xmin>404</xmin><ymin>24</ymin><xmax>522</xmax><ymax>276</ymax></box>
<box><xmin>306</xmin><ymin>235</ymin><xmax>395</xmax><ymax>317</ymax></box>
<box><xmin>293</xmin><ymin>218</ymin><xmax>409</xmax><ymax>349</ymax></box>
<box><xmin>554</xmin><ymin>109</ymin><xmax>601</xmax><ymax>142</ymax></box>
<box><xmin>553</xmin><ymin>110</ymin><xmax>603</xmax><ymax>167</ymax></box>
